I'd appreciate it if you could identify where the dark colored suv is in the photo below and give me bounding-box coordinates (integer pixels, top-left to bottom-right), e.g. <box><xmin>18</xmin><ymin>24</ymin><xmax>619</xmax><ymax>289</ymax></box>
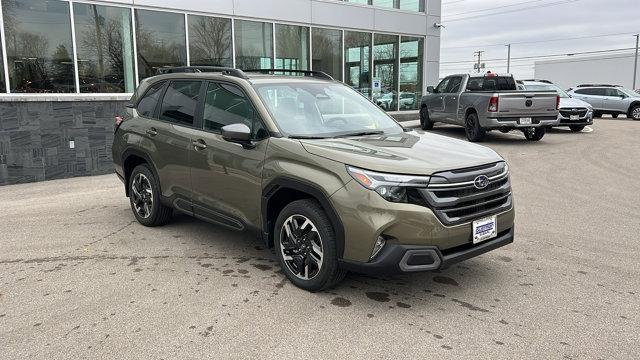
<box><xmin>112</xmin><ymin>67</ymin><xmax>515</xmax><ymax>291</ymax></box>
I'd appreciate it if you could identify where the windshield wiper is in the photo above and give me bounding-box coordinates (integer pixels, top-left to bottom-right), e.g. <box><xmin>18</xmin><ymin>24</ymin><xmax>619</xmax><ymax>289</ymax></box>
<box><xmin>334</xmin><ymin>130</ymin><xmax>384</xmax><ymax>138</ymax></box>
<box><xmin>288</xmin><ymin>135</ymin><xmax>330</xmax><ymax>139</ymax></box>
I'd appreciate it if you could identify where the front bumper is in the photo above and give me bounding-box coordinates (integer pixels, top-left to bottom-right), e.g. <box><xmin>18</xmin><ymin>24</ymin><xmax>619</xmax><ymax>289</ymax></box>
<box><xmin>339</xmin><ymin>227</ymin><xmax>514</xmax><ymax>274</ymax></box>
<box><xmin>482</xmin><ymin>116</ymin><xmax>560</xmax><ymax>129</ymax></box>
<box><xmin>557</xmin><ymin>115</ymin><xmax>593</xmax><ymax>126</ymax></box>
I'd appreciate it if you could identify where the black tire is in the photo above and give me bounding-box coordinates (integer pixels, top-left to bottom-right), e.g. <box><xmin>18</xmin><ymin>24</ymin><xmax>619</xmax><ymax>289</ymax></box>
<box><xmin>419</xmin><ymin>106</ymin><xmax>434</xmax><ymax>130</ymax></box>
<box><xmin>630</xmin><ymin>105</ymin><xmax>640</xmax><ymax>121</ymax></box>
<box><xmin>569</xmin><ymin>125</ymin><xmax>585</xmax><ymax>132</ymax></box>
<box><xmin>274</xmin><ymin>199</ymin><xmax>345</xmax><ymax>292</ymax></box>
<box><xmin>464</xmin><ymin>112</ymin><xmax>486</xmax><ymax>142</ymax></box>
<box><xmin>523</xmin><ymin>127</ymin><xmax>546</xmax><ymax>141</ymax></box>
<box><xmin>611</xmin><ymin>113</ymin><xmax>619</xmax><ymax>119</ymax></box>
<box><xmin>593</xmin><ymin>111</ymin><xmax>602</xmax><ymax>118</ymax></box>
<box><xmin>128</xmin><ymin>164</ymin><xmax>172</xmax><ymax>227</ymax></box>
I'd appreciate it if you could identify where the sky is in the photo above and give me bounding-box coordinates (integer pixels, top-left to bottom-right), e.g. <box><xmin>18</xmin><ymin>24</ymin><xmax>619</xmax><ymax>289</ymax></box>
<box><xmin>439</xmin><ymin>0</ymin><xmax>640</xmax><ymax>79</ymax></box>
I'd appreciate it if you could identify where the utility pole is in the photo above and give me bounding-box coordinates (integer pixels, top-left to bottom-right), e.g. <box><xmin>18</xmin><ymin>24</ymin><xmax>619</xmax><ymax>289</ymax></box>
<box><xmin>633</xmin><ymin>34</ymin><xmax>639</xmax><ymax>90</ymax></box>
<box><xmin>506</xmin><ymin>44</ymin><xmax>511</xmax><ymax>74</ymax></box>
<box><xmin>474</xmin><ymin>50</ymin><xmax>484</xmax><ymax>73</ymax></box>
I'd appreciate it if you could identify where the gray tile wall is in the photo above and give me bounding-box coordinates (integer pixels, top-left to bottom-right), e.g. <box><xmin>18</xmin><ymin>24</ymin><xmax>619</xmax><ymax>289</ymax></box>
<box><xmin>0</xmin><ymin>101</ymin><xmax>127</xmax><ymax>185</ymax></box>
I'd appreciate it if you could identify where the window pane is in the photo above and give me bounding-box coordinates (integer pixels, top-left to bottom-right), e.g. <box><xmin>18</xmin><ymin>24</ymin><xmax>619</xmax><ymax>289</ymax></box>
<box><xmin>372</xmin><ymin>0</ymin><xmax>396</xmax><ymax>9</ymax></box>
<box><xmin>347</xmin><ymin>0</ymin><xmax>370</xmax><ymax>5</ymax></box>
<box><xmin>135</xmin><ymin>9</ymin><xmax>186</xmax><ymax>81</ymax></box>
<box><xmin>344</xmin><ymin>31</ymin><xmax>371</xmax><ymax>98</ymax></box>
<box><xmin>203</xmin><ymin>82</ymin><xmax>265</xmax><ymax>138</ymax></box>
<box><xmin>137</xmin><ymin>80</ymin><xmax>166</xmax><ymax>118</ymax></box>
<box><xmin>73</xmin><ymin>4</ymin><xmax>134</xmax><ymax>93</ymax></box>
<box><xmin>159</xmin><ymin>81</ymin><xmax>201</xmax><ymax>126</ymax></box>
<box><xmin>2</xmin><ymin>0</ymin><xmax>75</xmax><ymax>93</ymax></box>
<box><xmin>312</xmin><ymin>28</ymin><xmax>342</xmax><ymax>81</ymax></box>
<box><xmin>0</xmin><ymin>46</ymin><xmax>5</xmax><ymax>92</ymax></box>
<box><xmin>400</xmin><ymin>36</ymin><xmax>423</xmax><ymax>110</ymax></box>
<box><xmin>275</xmin><ymin>24</ymin><xmax>309</xmax><ymax>71</ymax></box>
<box><xmin>399</xmin><ymin>0</ymin><xmax>424</xmax><ymax>11</ymax></box>
<box><xmin>373</xmin><ymin>33</ymin><xmax>398</xmax><ymax>111</ymax></box>
<box><xmin>188</xmin><ymin>15</ymin><xmax>232</xmax><ymax>67</ymax></box>
<box><xmin>234</xmin><ymin>20</ymin><xmax>273</xmax><ymax>70</ymax></box>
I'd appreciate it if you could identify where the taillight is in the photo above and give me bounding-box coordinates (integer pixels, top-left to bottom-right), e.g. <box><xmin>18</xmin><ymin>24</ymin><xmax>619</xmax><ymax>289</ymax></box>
<box><xmin>488</xmin><ymin>96</ymin><xmax>499</xmax><ymax>112</ymax></box>
<box><xmin>556</xmin><ymin>95</ymin><xmax>560</xmax><ymax>110</ymax></box>
<box><xmin>114</xmin><ymin>116</ymin><xmax>124</xmax><ymax>133</ymax></box>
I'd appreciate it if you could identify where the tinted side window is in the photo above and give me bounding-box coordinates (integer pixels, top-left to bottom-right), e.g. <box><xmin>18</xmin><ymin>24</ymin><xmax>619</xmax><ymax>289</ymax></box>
<box><xmin>466</xmin><ymin>76</ymin><xmax>516</xmax><ymax>91</ymax></box>
<box><xmin>591</xmin><ymin>88</ymin><xmax>606</xmax><ymax>96</ymax></box>
<box><xmin>159</xmin><ymin>81</ymin><xmax>202</xmax><ymax>126</ymax></box>
<box><xmin>435</xmin><ymin>78</ymin><xmax>450</xmax><ymax>93</ymax></box>
<box><xmin>604</xmin><ymin>88</ymin><xmax>623</xmax><ymax>97</ymax></box>
<box><xmin>446</xmin><ymin>76</ymin><xmax>463</xmax><ymax>93</ymax></box>
<box><xmin>137</xmin><ymin>81</ymin><xmax>166</xmax><ymax>117</ymax></box>
<box><xmin>203</xmin><ymin>82</ymin><xmax>268</xmax><ymax>139</ymax></box>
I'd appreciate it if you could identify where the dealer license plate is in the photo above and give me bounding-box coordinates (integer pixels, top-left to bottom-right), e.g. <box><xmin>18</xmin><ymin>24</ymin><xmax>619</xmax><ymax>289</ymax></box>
<box><xmin>570</xmin><ymin>115</ymin><xmax>580</xmax><ymax>120</ymax></box>
<box><xmin>472</xmin><ymin>216</ymin><xmax>497</xmax><ymax>244</ymax></box>
<box><xmin>520</xmin><ymin>117</ymin><xmax>532</xmax><ymax>125</ymax></box>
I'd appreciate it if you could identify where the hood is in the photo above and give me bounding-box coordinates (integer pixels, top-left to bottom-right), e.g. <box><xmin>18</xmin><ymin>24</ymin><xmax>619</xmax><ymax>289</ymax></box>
<box><xmin>561</xmin><ymin>97</ymin><xmax>592</xmax><ymax>109</ymax></box>
<box><xmin>300</xmin><ymin>130</ymin><xmax>503</xmax><ymax>176</ymax></box>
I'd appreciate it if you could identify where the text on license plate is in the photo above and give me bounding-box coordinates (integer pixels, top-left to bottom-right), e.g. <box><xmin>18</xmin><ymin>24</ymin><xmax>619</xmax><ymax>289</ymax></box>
<box><xmin>570</xmin><ymin>115</ymin><xmax>580</xmax><ymax>120</ymax></box>
<box><xmin>520</xmin><ymin>117</ymin><xmax>532</xmax><ymax>125</ymax></box>
<box><xmin>472</xmin><ymin>216</ymin><xmax>497</xmax><ymax>244</ymax></box>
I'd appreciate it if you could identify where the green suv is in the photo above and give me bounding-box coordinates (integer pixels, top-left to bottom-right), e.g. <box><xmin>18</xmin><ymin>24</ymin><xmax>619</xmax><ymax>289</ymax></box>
<box><xmin>112</xmin><ymin>67</ymin><xmax>515</xmax><ymax>291</ymax></box>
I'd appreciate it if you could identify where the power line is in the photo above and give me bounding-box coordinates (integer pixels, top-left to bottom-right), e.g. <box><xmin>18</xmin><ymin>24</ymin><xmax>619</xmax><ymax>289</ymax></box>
<box><xmin>442</xmin><ymin>31</ymin><xmax>640</xmax><ymax>50</ymax></box>
<box><xmin>446</xmin><ymin>0</ymin><xmax>549</xmax><ymax>17</ymax></box>
<box><xmin>440</xmin><ymin>47</ymin><xmax>636</xmax><ymax>64</ymax></box>
<box><xmin>442</xmin><ymin>0</ymin><xmax>467</xmax><ymax>5</ymax></box>
<box><xmin>444</xmin><ymin>0</ymin><xmax>582</xmax><ymax>22</ymax></box>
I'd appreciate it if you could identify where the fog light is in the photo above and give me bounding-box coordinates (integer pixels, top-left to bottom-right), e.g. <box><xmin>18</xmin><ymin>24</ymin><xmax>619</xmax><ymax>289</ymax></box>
<box><xmin>370</xmin><ymin>236</ymin><xmax>386</xmax><ymax>260</ymax></box>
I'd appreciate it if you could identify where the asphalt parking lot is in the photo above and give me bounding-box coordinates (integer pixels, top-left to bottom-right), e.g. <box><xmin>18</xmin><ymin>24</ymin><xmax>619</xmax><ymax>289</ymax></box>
<box><xmin>1</xmin><ymin>117</ymin><xmax>639</xmax><ymax>359</ymax></box>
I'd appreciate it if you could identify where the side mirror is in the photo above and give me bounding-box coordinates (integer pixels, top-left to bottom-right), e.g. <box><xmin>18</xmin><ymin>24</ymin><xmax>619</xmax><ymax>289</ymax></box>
<box><xmin>427</xmin><ymin>86</ymin><xmax>435</xmax><ymax>93</ymax></box>
<box><xmin>221</xmin><ymin>123</ymin><xmax>254</xmax><ymax>148</ymax></box>
<box><xmin>125</xmin><ymin>103</ymin><xmax>135</xmax><ymax>109</ymax></box>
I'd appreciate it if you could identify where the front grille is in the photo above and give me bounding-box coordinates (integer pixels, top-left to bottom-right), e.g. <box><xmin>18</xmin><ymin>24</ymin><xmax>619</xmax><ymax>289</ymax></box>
<box><xmin>559</xmin><ymin>108</ymin><xmax>588</xmax><ymax>118</ymax></box>
<box><xmin>413</xmin><ymin>162</ymin><xmax>512</xmax><ymax>226</ymax></box>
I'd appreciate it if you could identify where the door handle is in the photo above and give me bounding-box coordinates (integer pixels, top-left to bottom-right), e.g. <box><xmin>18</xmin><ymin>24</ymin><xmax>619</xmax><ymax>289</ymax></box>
<box><xmin>146</xmin><ymin>128</ymin><xmax>158</xmax><ymax>136</ymax></box>
<box><xmin>193</xmin><ymin>139</ymin><xmax>207</xmax><ymax>150</ymax></box>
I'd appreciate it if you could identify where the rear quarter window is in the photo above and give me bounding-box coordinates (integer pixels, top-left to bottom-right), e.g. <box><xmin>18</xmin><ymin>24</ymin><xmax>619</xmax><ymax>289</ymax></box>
<box><xmin>136</xmin><ymin>81</ymin><xmax>166</xmax><ymax>118</ymax></box>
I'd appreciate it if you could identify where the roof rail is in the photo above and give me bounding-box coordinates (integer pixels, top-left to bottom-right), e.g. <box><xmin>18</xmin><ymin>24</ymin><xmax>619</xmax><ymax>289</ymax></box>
<box><xmin>243</xmin><ymin>69</ymin><xmax>334</xmax><ymax>80</ymax></box>
<box><xmin>522</xmin><ymin>79</ymin><xmax>553</xmax><ymax>84</ymax></box>
<box><xmin>156</xmin><ymin>66</ymin><xmax>248</xmax><ymax>79</ymax></box>
<box><xmin>576</xmin><ymin>83</ymin><xmax>621</xmax><ymax>88</ymax></box>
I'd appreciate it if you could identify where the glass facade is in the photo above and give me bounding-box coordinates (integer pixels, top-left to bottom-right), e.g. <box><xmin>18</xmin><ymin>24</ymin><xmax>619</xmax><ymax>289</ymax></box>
<box><xmin>400</xmin><ymin>0</ymin><xmax>425</xmax><ymax>12</ymax></box>
<box><xmin>235</xmin><ymin>20</ymin><xmax>273</xmax><ymax>70</ymax></box>
<box><xmin>373</xmin><ymin>33</ymin><xmax>398</xmax><ymax>111</ymax></box>
<box><xmin>0</xmin><ymin>0</ymin><xmax>426</xmax><ymax>112</ymax></box>
<box><xmin>312</xmin><ymin>28</ymin><xmax>342</xmax><ymax>81</ymax></box>
<box><xmin>188</xmin><ymin>15</ymin><xmax>232</xmax><ymax>67</ymax></box>
<box><xmin>2</xmin><ymin>0</ymin><xmax>75</xmax><ymax>93</ymax></box>
<box><xmin>135</xmin><ymin>9</ymin><xmax>186</xmax><ymax>81</ymax></box>
<box><xmin>344</xmin><ymin>31</ymin><xmax>371</xmax><ymax>98</ymax></box>
<box><xmin>347</xmin><ymin>0</ymin><xmax>424</xmax><ymax>11</ymax></box>
<box><xmin>400</xmin><ymin>36</ymin><xmax>423</xmax><ymax>110</ymax></box>
<box><xmin>74</xmin><ymin>3</ymin><xmax>135</xmax><ymax>93</ymax></box>
<box><xmin>275</xmin><ymin>24</ymin><xmax>309</xmax><ymax>71</ymax></box>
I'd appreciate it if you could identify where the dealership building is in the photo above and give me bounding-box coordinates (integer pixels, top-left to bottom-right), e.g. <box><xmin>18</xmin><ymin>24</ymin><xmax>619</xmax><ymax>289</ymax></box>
<box><xmin>0</xmin><ymin>0</ymin><xmax>442</xmax><ymax>185</ymax></box>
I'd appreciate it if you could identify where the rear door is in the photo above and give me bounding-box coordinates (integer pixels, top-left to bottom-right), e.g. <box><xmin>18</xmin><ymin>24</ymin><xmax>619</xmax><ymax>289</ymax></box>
<box><xmin>150</xmin><ymin>79</ymin><xmax>203</xmax><ymax>212</ymax></box>
<box><xmin>188</xmin><ymin>81</ymin><xmax>269</xmax><ymax>230</ymax></box>
<box><xmin>572</xmin><ymin>88</ymin><xmax>604</xmax><ymax>109</ymax></box>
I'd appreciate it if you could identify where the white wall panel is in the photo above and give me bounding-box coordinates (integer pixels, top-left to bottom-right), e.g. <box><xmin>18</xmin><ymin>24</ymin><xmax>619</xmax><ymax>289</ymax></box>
<box><xmin>374</xmin><ymin>9</ymin><xmax>427</xmax><ymax>35</ymax></box>
<box><xmin>233</xmin><ymin>0</ymin><xmax>311</xmax><ymax>23</ymax></box>
<box><xmin>133</xmin><ymin>0</ymin><xmax>234</xmax><ymax>15</ymax></box>
<box><xmin>311</xmin><ymin>1</ymin><xmax>375</xmax><ymax>30</ymax></box>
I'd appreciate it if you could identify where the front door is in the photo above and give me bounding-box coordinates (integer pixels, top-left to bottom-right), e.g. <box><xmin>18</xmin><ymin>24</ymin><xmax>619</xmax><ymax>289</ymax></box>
<box><xmin>189</xmin><ymin>81</ymin><xmax>269</xmax><ymax>230</ymax></box>
<box><xmin>427</xmin><ymin>77</ymin><xmax>450</xmax><ymax>121</ymax></box>
<box><xmin>602</xmin><ymin>88</ymin><xmax>627</xmax><ymax>112</ymax></box>
<box><xmin>443</xmin><ymin>76</ymin><xmax>463</xmax><ymax>123</ymax></box>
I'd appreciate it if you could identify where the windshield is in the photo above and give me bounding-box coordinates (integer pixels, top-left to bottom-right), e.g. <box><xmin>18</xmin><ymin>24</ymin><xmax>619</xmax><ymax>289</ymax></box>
<box><xmin>253</xmin><ymin>82</ymin><xmax>403</xmax><ymax>138</ymax></box>
<box><xmin>523</xmin><ymin>83</ymin><xmax>570</xmax><ymax>98</ymax></box>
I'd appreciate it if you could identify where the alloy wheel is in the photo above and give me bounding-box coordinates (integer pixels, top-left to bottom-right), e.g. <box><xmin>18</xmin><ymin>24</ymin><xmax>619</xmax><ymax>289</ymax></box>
<box><xmin>633</xmin><ymin>107</ymin><xmax>640</xmax><ymax>120</ymax></box>
<box><xmin>279</xmin><ymin>215</ymin><xmax>324</xmax><ymax>280</ymax></box>
<box><xmin>131</xmin><ymin>173</ymin><xmax>153</xmax><ymax>219</ymax></box>
<box><xmin>465</xmin><ymin>117</ymin><xmax>476</xmax><ymax>138</ymax></box>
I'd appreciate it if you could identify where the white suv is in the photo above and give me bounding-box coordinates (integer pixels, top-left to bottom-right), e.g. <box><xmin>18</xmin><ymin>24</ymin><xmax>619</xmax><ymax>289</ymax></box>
<box><xmin>567</xmin><ymin>85</ymin><xmax>640</xmax><ymax>121</ymax></box>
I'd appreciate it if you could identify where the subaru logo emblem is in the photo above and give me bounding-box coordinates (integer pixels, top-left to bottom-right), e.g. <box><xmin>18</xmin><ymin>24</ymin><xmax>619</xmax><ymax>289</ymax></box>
<box><xmin>525</xmin><ymin>100</ymin><xmax>533</xmax><ymax>107</ymax></box>
<box><xmin>474</xmin><ymin>175</ymin><xmax>490</xmax><ymax>189</ymax></box>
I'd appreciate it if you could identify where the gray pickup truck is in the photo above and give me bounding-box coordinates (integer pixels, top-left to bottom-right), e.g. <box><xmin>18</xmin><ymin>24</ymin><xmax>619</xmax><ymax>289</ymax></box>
<box><xmin>420</xmin><ymin>73</ymin><xmax>560</xmax><ymax>142</ymax></box>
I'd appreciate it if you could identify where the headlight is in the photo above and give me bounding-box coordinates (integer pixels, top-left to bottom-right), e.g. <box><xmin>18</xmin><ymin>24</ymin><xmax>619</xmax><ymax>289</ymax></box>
<box><xmin>346</xmin><ymin>166</ymin><xmax>430</xmax><ymax>203</ymax></box>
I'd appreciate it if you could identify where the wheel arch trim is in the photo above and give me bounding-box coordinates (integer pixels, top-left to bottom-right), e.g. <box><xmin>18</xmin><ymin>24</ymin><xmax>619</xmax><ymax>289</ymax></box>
<box><xmin>121</xmin><ymin>148</ymin><xmax>161</xmax><ymax>198</ymax></box>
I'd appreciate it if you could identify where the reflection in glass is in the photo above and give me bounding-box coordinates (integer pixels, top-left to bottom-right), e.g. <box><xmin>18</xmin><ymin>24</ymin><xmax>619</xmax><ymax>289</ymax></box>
<box><xmin>371</xmin><ymin>0</ymin><xmax>397</xmax><ymax>8</ymax></box>
<box><xmin>399</xmin><ymin>0</ymin><xmax>424</xmax><ymax>12</ymax></box>
<box><xmin>135</xmin><ymin>9</ymin><xmax>186</xmax><ymax>81</ymax></box>
<box><xmin>2</xmin><ymin>0</ymin><xmax>75</xmax><ymax>93</ymax></box>
<box><xmin>275</xmin><ymin>24</ymin><xmax>309</xmax><ymax>71</ymax></box>
<box><xmin>347</xmin><ymin>0</ymin><xmax>370</xmax><ymax>4</ymax></box>
<box><xmin>234</xmin><ymin>20</ymin><xmax>273</xmax><ymax>70</ymax></box>
<box><xmin>311</xmin><ymin>28</ymin><xmax>342</xmax><ymax>81</ymax></box>
<box><xmin>74</xmin><ymin>3</ymin><xmax>134</xmax><ymax>93</ymax></box>
<box><xmin>400</xmin><ymin>36</ymin><xmax>423</xmax><ymax>110</ymax></box>
<box><xmin>0</xmin><ymin>46</ymin><xmax>5</xmax><ymax>92</ymax></box>
<box><xmin>344</xmin><ymin>31</ymin><xmax>371</xmax><ymax>98</ymax></box>
<box><xmin>188</xmin><ymin>15</ymin><xmax>232</xmax><ymax>67</ymax></box>
<box><xmin>373</xmin><ymin>34</ymin><xmax>398</xmax><ymax>111</ymax></box>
